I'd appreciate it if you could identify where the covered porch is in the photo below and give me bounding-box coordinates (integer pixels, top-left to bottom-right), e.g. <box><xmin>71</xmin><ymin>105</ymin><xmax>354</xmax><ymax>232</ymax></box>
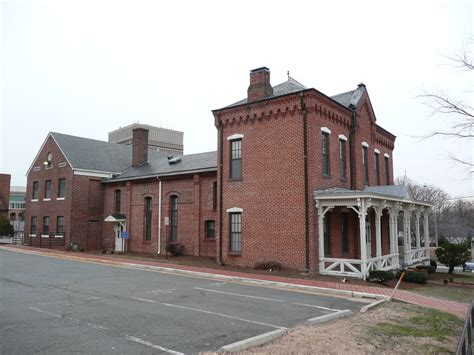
<box><xmin>314</xmin><ymin>186</ymin><xmax>432</xmax><ymax>280</ymax></box>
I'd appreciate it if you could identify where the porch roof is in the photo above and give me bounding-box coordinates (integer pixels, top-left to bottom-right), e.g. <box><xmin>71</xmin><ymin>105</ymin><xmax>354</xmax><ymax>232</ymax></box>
<box><xmin>104</xmin><ymin>213</ymin><xmax>127</xmax><ymax>222</ymax></box>
<box><xmin>313</xmin><ymin>186</ymin><xmax>432</xmax><ymax>207</ymax></box>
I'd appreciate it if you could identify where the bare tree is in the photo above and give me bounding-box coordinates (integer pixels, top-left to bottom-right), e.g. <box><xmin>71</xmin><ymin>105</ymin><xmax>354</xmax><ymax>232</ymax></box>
<box><xmin>394</xmin><ymin>176</ymin><xmax>449</xmax><ymax>209</ymax></box>
<box><xmin>418</xmin><ymin>38</ymin><xmax>474</xmax><ymax>174</ymax></box>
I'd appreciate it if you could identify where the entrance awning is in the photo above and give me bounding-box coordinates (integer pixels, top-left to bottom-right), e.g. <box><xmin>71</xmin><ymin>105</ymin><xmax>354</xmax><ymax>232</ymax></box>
<box><xmin>104</xmin><ymin>213</ymin><xmax>127</xmax><ymax>222</ymax></box>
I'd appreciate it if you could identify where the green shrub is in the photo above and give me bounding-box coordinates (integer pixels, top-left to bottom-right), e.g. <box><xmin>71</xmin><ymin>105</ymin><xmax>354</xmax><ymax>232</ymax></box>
<box><xmin>416</xmin><ymin>265</ymin><xmax>436</xmax><ymax>274</ymax></box>
<box><xmin>0</xmin><ymin>217</ymin><xmax>14</xmax><ymax>236</ymax></box>
<box><xmin>404</xmin><ymin>271</ymin><xmax>428</xmax><ymax>284</ymax></box>
<box><xmin>254</xmin><ymin>260</ymin><xmax>282</xmax><ymax>271</ymax></box>
<box><xmin>368</xmin><ymin>270</ymin><xmax>395</xmax><ymax>282</ymax></box>
<box><xmin>166</xmin><ymin>242</ymin><xmax>185</xmax><ymax>256</ymax></box>
<box><xmin>435</xmin><ymin>243</ymin><xmax>470</xmax><ymax>274</ymax></box>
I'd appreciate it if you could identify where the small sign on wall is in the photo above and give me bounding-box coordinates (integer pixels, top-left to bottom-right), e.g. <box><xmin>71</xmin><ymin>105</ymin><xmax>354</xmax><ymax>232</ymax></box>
<box><xmin>164</xmin><ymin>217</ymin><xmax>170</xmax><ymax>226</ymax></box>
<box><xmin>121</xmin><ymin>231</ymin><xmax>129</xmax><ymax>239</ymax></box>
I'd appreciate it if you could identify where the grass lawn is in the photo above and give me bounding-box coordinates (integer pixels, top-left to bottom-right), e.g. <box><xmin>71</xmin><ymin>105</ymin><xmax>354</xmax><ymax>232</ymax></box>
<box><xmin>411</xmin><ymin>285</ymin><xmax>474</xmax><ymax>303</ymax></box>
<box><xmin>230</xmin><ymin>302</ymin><xmax>464</xmax><ymax>354</ymax></box>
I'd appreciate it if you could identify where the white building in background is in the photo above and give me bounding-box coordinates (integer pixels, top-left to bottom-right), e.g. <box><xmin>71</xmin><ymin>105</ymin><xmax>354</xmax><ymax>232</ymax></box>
<box><xmin>108</xmin><ymin>123</ymin><xmax>184</xmax><ymax>155</ymax></box>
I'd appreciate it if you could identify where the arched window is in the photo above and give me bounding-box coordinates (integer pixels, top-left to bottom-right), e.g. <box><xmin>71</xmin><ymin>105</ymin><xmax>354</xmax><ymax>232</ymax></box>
<box><xmin>170</xmin><ymin>196</ymin><xmax>178</xmax><ymax>241</ymax></box>
<box><xmin>114</xmin><ymin>190</ymin><xmax>121</xmax><ymax>213</ymax></box>
<box><xmin>144</xmin><ymin>197</ymin><xmax>152</xmax><ymax>241</ymax></box>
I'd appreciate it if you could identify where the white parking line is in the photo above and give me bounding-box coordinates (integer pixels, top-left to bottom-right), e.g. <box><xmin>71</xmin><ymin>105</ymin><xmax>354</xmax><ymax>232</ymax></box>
<box><xmin>124</xmin><ymin>335</ymin><xmax>184</xmax><ymax>355</ymax></box>
<box><xmin>130</xmin><ymin>296</ymin><xmax>286</xmax><ymax>330</ymax></box>
<box><xmin>28</xmin><ymin>307</ymin><xmax>62</xmax><ymax>319</ymax></box>
<box><xmin>195</xmin><ymin>287</ymin><xmax>343</xmax><ymax>312</ymax></box>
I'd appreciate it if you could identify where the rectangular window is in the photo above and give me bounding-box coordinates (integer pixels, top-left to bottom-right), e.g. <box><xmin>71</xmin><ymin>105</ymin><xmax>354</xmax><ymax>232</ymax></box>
<box><xmin>339</xmin><ymin>139</ymin><xmax>346</xmax><ymax>179</ymax></box>
<box><xmin>114</xmin><ymin>190</ymin><xmax>121</xmax><ymax>213</ymax></box>
<box><xmin>229</xmin><ymin>212</ymin><xmax>242</xmax><ymax>253</ymax></box>
<box><xmin>342</xmin><ymin>212</ymin><xmax>349</xmax><ymax>253</ymax></box>
<box><xmin>230</xmin><ymin>139</ymin><xmax>242</xmax><ymax>180</ymax></box>
<box><xmin>58</xmin><ymin>178</ymin><xmax>65</xmax><ymax>198</ymax></box>
<box><xmin>43</xmin><ymin>216</ymin><xmax>50</xmax><ymax>235</ymax></box>
<box><xmin>374</xmin><ymin>152</ymin><xmax>380</xmax><ymax>185</ymax></box>
<box><xmin>44</xmin><ymin>180</ymin><xmax>52</xmax><ymax>199</ymax></box>
<box><xmin>170</xmin><ymin>196</ymin><xmax>178</xmax><ymax>242</ymax></box>
<box><xmin>362</xmin><ymin>147</ymin><xmax>369</xmax><ymax>185</ymax></box>
<box><xmin>56</xmin><ymin>216</ymin><xmax>64</xmax><ymax>235</ymax></box>
<box><xmin>212</xmin><ymin>181</ymin><xmax>217</xmax><ymax>210</ymax></box>
<box><xmin>322</xmin><ymin>132</ymin><xmax>330</xmax><ymax>176</ymax></box>
<box><xmin>30</xmin><ymin>216</ymin><xmax>37</xmax><ymax>235</ymax></box>
<box><xmin>205</xmin><ymin>220</ymin><xmax>215</xmax><ymax>239</ymax></box>
<box><xmin>384</xmin><ymin>156</ymin><xmax>390</xmax><ymax>185</ymax></box>
<box><xmin>145</xmin><ymin>197</ymin><xmax>152</xmax><ymax>241</ymax></box>
<box><xmin>32</xmin><ymin>181</ymin><xmax>39</xmax><ymax>200</ymax></box>
<box><xmin>324</xmin><ymin>212</ymin><xmax>331</xmax><ymax>256</ymax></box>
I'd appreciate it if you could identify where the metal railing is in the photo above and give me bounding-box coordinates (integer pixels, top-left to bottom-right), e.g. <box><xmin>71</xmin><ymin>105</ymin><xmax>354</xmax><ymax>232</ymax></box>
<box><xmin>456</xmin><ymin>301</ymin><xmax>473</xmax><ymax>355</ymax></box>
<box><xmin>26</xmin><ymin>232</ymin><xmax>65</xmax><ymax>248</ymax></box>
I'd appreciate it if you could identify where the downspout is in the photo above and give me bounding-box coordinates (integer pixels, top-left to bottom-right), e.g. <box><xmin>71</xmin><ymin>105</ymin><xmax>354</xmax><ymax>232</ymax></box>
<box><xmin>218</xmin><ymin>117</ymin><xmax>224</xmax><ymax>264</ymax></box>
<box><xmin>157</xmin><ymin>176</ymin><xmax>162</xmax><ymax>254</ymax></box>
<box><xmin>349</xmin><ymin>107</ymin><xmax>357</xmax><ymax>190</ymax></box>
<box><xmin>300</xmin><ymin>92</ymin><xmax>310</xmax><ymax>272</ymax></box>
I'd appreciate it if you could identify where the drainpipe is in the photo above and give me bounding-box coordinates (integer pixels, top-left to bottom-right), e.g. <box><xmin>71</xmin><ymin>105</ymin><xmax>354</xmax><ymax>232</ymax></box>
<box><xmin>218</xmin><ymin>117</ymin><xmax>224</xmax><ymax>264</ymax></box>
<box><xmin>157</xmin><ymin>176</ymin><xmax>162</xmax><ymax>254</ymax></box>
<box><xmin>300</xmin><ymin>92</ymin><xmax>310</xmax><ymax>272</ymax></box>
<box><xmin>349</xmin><ymin>107</ymin><xmax>357</xmax><ymax>190</ymax></box>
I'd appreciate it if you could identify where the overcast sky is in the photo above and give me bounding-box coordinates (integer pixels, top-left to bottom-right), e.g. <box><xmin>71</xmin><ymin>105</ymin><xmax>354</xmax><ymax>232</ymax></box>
<box><xmin>1</xmin><ymin>0</ymin><xmax>473</xmax><ymax>197</ymax></box>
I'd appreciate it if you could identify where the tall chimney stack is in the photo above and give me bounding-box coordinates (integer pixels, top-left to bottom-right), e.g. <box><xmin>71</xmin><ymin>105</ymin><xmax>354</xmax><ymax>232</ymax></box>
<box><xmin>247</xmin><ymin>67</ymin><xmax>273</xmax><ymax>102</ymax></box>
<box><xmin>132</xmin><ymin>128</ymin><xmax>149</xmax><ymax>167</ymax></box>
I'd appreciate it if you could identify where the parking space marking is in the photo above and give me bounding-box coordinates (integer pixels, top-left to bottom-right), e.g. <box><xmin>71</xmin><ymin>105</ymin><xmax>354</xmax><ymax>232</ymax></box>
<box><xmin>195</xmin><ymin>287</ymin><xmax>343</xmax><ymax>312</ymax></box>
<box><xmin>130</xmin><ymin>296</ymin><xmax>286</xmax><ymax>330</ymax></box>
<box><xmin>124</xmin><ymin>335</ymin><xmax>184</xmax><ymax>355</ymax></box>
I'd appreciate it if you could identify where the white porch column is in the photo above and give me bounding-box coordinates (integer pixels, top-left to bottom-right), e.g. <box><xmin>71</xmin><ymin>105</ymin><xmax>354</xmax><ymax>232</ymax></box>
<box><xmin>423</xmin><ymin>209</ymin><xmax>430</xmax><ymax>248</ymax></box>
<box><xmin>359</xmin><ymin>199</ymin><xmax>367</xmax><ymax>279</ymax></box>
<box><xmin>317</xmin><ymin>201</ymin><xmax>332</xmax><ymax>273</ymax></box>
<box><xmin>415</xmin><ymin>210</ymin><xmax>421</xmax><ymax>249</ymax></box>
<box><xmin>394</xmin><ymin>211</ymin><xmax>399</xmax><ymax>253</ymax></box>
<box><xmin>403</xmin><ymin>209</ymin><xmax>411</xmax><ymax>251</ymax></box>
<box><xmin>388</xmin><ymin>213</ymin><xmax>396</xmax><ymax>254</ymax></box>
<box><xmin>374</xmin><ymin>207</ymin><xmax>383</xmax><ymax>257</ymax></box>
<box><xmin>317</xmin><ymin>206</ymin><xmax>325</xmax><ymax>272</ymax></box>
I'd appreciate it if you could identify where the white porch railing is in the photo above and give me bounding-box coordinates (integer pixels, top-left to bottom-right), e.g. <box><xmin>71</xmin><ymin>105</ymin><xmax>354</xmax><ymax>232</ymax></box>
<box><xmin>321</xmin><ymin>253</ymin><xmax>400</xmax><ymax>279</ymax></box>
<box><xmin>404</xmin><ymin>247</ymin><xmax>429</xmax><ymax>266</ymax></box>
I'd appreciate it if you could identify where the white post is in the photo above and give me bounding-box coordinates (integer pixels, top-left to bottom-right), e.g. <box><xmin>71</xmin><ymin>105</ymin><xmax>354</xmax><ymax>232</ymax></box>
<box><xmin>375</xmin><ymin>207</ymin><xmax>383</xmax><ymax>258</ymax></box>
<box><xmin>388</xmin><ymin>212</ymin><xmax>395</xmax><ymax>254</ymax></box>
<box><xmin>423</xmin><ymin>209</ymin><xmax>430</xmax><ymax>248</ymax></box>
<box><xmin>394</xmin><ymin>210</ymin><xmax>400</xmax><ymax>267</ymax></box>
<box><xmin>403</xmin><ymin>210</ymin><xmax>411</xmax><ymax>251</ymax></box>
<box><xmin>318</xmin><ymin>207</ymin><xmax>325</xmax><ymax>273</ymax></box>
<box><xmin>359</xmin><ymin>199</ymin><xmax>367</xmax><ymax>279</ymax></box>
<box><xmin>415</xmin><ymin>210</ymin><xmax>421</xmax><ymax>250</ymax></box>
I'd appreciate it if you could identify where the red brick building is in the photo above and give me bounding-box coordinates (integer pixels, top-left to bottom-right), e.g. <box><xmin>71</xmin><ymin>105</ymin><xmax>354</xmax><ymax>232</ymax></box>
<box><xmin>0</xmin><ymin>174</ymin><xmax>11</xmax><ymax>219</ymax></box>
<box><xmin>24</xmin><ymin>67</ymin><xmax>432</xmax><ymax>279</ymax></box>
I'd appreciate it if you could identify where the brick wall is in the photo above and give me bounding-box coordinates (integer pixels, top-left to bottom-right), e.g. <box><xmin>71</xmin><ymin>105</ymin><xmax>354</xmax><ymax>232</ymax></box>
<box><xmin>0</xmin><ymin>174</ymin><xmax>11</xmax><ymax>218</ymax></box>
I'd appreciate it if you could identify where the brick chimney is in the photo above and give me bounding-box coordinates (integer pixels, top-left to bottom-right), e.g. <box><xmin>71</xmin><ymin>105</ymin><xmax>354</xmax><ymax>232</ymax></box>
<box><xmin>132</xmin><ymin>128</ymin><xmax>149</xmax><ymax>167</ymax></box>
<box><xmin>247</xmin><ymin>67</ymin><xmax>273</xmax><ymax>102</ymax></box>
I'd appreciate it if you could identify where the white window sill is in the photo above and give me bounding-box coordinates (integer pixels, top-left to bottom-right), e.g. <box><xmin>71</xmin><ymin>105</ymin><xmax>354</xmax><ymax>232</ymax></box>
<box><xmin>54</xmin><ymin>235</ymin><xmax>64</xmax><ymax>238</ymax></box>
<box><xmin>31</xmin><ymin>199</ymin><xmax>38</xmax><ymax>202</ymax></box>
<box><xmin>30</xmin><ymin>235</ymin><xmax>37</xmax><ymax>238</ymax></box>
<box><xmin>56</xmin><ymin>197</ymin><xmax>65</xmax><ymax>200</ymax></box>
<box><xmin>41</xmin><ymin>234</ymin><xmax>49</xmax><ymax>238</ymax></box>
<box><xmin>43</xmin><ymin>198</ymin><xmax>51</xmax><ymax>201</ymax></box>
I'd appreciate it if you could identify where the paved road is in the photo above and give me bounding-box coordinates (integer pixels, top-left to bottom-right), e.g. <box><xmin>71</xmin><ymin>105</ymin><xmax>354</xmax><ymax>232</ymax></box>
<box><xmin>0</xmin><ymin>249</ymin><xmax>367</xmax><ymax>354</ymax></box>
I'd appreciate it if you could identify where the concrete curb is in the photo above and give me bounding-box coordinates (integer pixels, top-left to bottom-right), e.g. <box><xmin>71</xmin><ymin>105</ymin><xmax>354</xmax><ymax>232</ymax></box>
<box><xmin>360</xmin><ymin>299</ymin><xmax>387</xmax><ymax>313</ymax></box>
<box><xmin>306</xmin><ymin>309</ymin><xmax>353</xmax><ymax>324</ymax></box>
<box><xmin>219</xmin><ymin>329</ymin><xmax>287</xmax><ymax>353</ymax></box>
<box><xmin>0</xmin><ymin>246</ymin><xmax>387</xmax><ymax>301</ymax></box>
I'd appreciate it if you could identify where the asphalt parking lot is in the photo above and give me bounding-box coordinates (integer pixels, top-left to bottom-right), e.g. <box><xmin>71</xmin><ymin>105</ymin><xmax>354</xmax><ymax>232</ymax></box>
<box><xmin>0</xmin><ymin>249</ymin><xmax>368</xmax><ymax>354</ymax></box>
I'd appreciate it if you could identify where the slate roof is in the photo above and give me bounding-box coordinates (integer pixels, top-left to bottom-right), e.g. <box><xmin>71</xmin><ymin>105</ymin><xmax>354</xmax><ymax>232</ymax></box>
<box><xmin>314</xmin><ymin>185</ymin><xmax>421</xmax><ymax>204</ymax></box>
<box><xmin>49</xmin><ymin>132</ymin><xmax>216</xmax><ymax>180</ymax></box>
<box><xmin>223</xmin><ymin>78</ymin><xmax>365</xmax><ymax>109</ymax></box>
<box><xmin>51</xmin><ymin>132</ymin><xmax>135</xmax><ymax>173</ymax></box>
<box><xmin>110</xmin><ymin>151</ymin><xmax>217</xmax><ymax>181</ymax></box>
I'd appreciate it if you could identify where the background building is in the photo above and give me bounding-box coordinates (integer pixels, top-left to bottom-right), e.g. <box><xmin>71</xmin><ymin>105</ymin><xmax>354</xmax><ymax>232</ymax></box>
<box><xmin>0</xmin><ymin>174</ymin><xmax>11</xmax><ymax>219</ymax></box>
<box><xmin>9</xmin><ymin>186</ymin><xmax>26</xmax><ymax>233</ymax></box>
<box><xmin>108</xmin><ymin>123</ymin><xmax>184</xmax><ymax>155</ymax></box>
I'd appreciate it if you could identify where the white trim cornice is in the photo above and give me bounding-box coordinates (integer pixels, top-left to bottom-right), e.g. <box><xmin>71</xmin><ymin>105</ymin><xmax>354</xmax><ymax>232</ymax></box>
<box><xmin>321</xmin><ymin>127</ymin><xmax>331</xmax><ymax>134</ymax></box>
<box><xmin>362</xmin><ymin>141</ymin><xmax>369</xmax><ymax>148</ymax></box>
<box><xmin>338</xmin><ymin>134</ymin><xmax>348</xmax><ymax>141</ymax></box>
<box><xmin>384</xmin><ymin>153</ymin><xmax>390</xmax><ymax>158</ymax></box>
<box><xmin>374</xmin><ymin>149</ymin><xmax>380</xmax><ymax>154</ymax></box>
<box><xmin>226</xmin><ymin>207</ymin><xmax>243</xmax><ymax>213</ymax></box>
<box><xmin>227</xmin><ymin>134</ymin><xmax>244</xmax><ymax>141</ymax></box>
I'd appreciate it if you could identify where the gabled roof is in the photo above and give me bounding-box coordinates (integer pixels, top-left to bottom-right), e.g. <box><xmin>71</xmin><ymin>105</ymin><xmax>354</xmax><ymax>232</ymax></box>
<box><xmin>222</xmin><ymin>77</ymin><xmax>365</xmax><ymax>110</ymax></box>
<box><xmin>108</xmin><ymin>151</ymin><xmax>217</xmax><ymax>182</ymax></box>
<box><xmin>50</xmin><ymin>132</ymin><xmax>135</xmax><ymax>173</ymax></box>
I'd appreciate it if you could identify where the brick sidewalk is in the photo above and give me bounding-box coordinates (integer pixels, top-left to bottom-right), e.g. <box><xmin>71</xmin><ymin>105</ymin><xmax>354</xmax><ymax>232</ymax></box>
<box><xmin>2</xmin><ymin>245</ymin><xmax>470</xmax><ymax>318</ymax></box>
